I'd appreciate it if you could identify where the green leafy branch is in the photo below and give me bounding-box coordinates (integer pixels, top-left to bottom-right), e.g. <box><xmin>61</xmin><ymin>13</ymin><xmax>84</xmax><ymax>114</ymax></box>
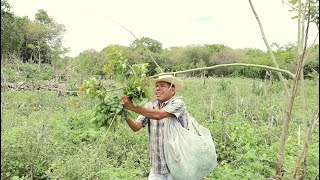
<box><xmin>79</xmin><ymin>49</ymin><xmax>152</xmax><ymax>129</ymax></box>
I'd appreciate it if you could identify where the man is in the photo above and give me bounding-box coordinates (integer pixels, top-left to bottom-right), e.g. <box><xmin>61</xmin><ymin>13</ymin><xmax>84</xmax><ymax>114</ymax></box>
<box><xmin>121</xmin><ymin>74</ymin><xmax>188</xmax><ymax>180</ymax></box>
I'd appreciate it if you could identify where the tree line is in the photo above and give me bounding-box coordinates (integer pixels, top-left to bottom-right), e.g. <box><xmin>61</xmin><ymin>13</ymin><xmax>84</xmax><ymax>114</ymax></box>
<box><xmin>70</xmin><ymin>40</ymin><xmax>318</xmax><ymax>80</ymax></box>
<box><xmin>1</xmin><ymin>0</ymin><xmax>67</xmax><ymax>63</ymax></box>
<box><xmin>1</xmin><ymin>0</ymin><xmax>318</xmax><ymax>79</ymax></box>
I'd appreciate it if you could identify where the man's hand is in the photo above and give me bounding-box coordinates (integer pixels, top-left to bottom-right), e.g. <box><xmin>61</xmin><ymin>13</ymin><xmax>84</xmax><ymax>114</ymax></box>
<box><xmin>121</xmin><ymin>95</ymin><xmax>134</xmax><ymax>110</ymax></box>
<box><xmin>121</xmin><ymin>95</ymin><xmax>174</xmax><ymax>120</ymax></box>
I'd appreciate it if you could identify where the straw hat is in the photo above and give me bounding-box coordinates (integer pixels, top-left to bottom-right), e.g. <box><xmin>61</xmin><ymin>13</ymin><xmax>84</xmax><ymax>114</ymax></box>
<box><xmin>149</xmin><ymin>75</ymin><xmax>184</xmax><ymax>92</ymax></box>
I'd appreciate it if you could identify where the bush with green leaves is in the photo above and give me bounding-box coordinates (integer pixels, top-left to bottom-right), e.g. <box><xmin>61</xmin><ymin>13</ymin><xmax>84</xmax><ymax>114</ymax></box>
<box><xmin>303</xmin><ymin>60</ymin><xmax>319</xmax><ymax>79</ymax></box>
<box><xmin>79</xmin><ymin>50</ymin><xmax>152</xmax><ymax>129</ymax></box>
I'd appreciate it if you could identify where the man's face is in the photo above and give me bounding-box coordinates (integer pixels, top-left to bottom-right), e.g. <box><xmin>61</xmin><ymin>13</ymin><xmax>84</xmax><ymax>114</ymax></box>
<box><xmin>155</xmin><ymin>81</ymin><xmax>175</xmax><ymax>103</ymax></box>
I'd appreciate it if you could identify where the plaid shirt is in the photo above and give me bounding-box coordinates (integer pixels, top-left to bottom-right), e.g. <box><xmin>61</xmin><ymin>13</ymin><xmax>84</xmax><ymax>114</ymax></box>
<box><xmin>136</xmin><ymin>96</ymin><xmax>188</xmax><ymax>174</ymax></box>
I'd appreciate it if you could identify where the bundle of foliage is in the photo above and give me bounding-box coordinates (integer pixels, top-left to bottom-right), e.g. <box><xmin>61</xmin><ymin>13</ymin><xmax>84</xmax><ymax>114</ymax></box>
<box><xmin>79</xmin><ymin>50</ymin><xmax>153</xmax><ymax>129</ymax></box>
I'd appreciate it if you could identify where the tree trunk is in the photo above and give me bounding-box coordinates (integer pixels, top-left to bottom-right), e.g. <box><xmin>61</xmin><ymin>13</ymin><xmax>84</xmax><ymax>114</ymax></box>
<box><xmin>275</xmin><ymin>0</ymin><xmax>312</xmax><ymax>178</ymax></box>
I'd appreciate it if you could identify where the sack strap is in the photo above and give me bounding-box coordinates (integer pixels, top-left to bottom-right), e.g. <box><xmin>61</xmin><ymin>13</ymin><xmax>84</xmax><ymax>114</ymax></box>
<box><xmin>187</xmin><ymin>113</ymin><xmax>203</xmax><ymax>136</ymax></box>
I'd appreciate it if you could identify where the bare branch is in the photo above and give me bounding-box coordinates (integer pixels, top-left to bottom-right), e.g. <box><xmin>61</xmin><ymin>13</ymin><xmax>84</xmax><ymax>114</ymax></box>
<box><xmin>114</xmin><ymin>21</ymin><xmax>164</xmax><ymax>73</ymax></box>
<box><xmin>275</xmin><ymin>1</ymin><xmax>313</xmax><ymax>178</ymax></box>
<box><xmin>292</xmin><ymin>82</ymin><xmax>319</xmax><ymax>178</ymax></box>
<box><xmin>248</xmin><ymin>0</ymin><xmax>290</xmax><ymax>97</ymax></box>
<box><xmin>150</xmin><ymin>63</ymin><xmax>295</xmax><ymax>79</ymax></box>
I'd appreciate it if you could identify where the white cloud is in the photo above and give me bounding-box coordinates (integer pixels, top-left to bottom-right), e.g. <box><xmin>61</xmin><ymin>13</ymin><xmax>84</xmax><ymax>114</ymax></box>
<box><xmin>8</xmin><ymin>0</ymin><xmax>319</xmax><ymax>57</ymax></box>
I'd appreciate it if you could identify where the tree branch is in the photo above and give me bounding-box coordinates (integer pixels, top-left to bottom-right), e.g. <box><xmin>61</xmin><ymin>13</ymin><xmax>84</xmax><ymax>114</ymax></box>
<box><xmin>150</xmin><ymin>63</ymin><xmax>295</xmax><ymax>79</ymax></box>
<box><xmin>249</xmin><ymin>0</ymin><xmax>290</xmax><ymax>97</ymax></box>
<box><xmin>114</xmin><ymin>21</ymin><xmax>164</xmax><ymax>73</ymax></box>
<box><xmin>275</xmin><ymin>1</ymin><xmax>312</xmax><ymax>178</ymax></box>
<box><xmin>292</xmin><ymin>83</ymin><xmax>319</xmax><ymax>178</ymax></box>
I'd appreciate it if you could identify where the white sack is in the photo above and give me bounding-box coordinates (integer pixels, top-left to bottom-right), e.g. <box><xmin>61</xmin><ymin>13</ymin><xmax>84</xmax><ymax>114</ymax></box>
<box><xmin>164</xmin><ymin>113</ymin><xmax>218</xmax><ymax>180</ymax></box>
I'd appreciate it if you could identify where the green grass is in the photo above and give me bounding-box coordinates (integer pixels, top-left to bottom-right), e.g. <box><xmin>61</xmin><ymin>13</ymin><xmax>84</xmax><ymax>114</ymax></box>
<box><xmin>1</xmin><ymin>77</ymin><xmax>319</xmax><ymax>179</ymax></box>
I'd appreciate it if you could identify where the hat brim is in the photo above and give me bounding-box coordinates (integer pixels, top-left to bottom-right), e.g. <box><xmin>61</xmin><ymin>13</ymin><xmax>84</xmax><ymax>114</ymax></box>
<box><xmin>149</xmin><ymin>76</ymin><xmax>184</xmax><ymax>92</ymax></box>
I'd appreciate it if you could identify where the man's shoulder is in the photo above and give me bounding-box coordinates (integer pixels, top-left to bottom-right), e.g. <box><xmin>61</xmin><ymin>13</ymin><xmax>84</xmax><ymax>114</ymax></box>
<box><xmin>145</xmin><ymin>99</ymin><xmax>157</xmax><ymax>108</ymax></box>
<box><xmin>171</xmin><ymin>96</ymin><xmax>185</xmax><ymax>103</ymax></box>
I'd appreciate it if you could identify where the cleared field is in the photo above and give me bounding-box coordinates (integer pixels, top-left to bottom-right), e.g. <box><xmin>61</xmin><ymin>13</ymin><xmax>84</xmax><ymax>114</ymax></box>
<box><xmin>1</xmin><ymin>77</ymin><xmax>319</xmax><ymax>179</ymax></box>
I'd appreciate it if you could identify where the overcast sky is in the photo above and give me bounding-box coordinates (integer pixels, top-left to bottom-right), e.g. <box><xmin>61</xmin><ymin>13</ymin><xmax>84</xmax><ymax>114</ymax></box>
<box><xmin>8</xmin><ymin>0</ymin><xmax>319</xmax><ymax>57</ymax></box>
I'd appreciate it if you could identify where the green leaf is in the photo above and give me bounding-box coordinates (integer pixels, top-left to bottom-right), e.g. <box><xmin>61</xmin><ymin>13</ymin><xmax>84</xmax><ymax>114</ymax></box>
<box><xmin>10</xmin><ymin>176</ymin><xmax>20</xmax><ymax>180</ymax></box>
<box><xmin>27</xmin><ymin>43</ymin><xmax>36</xmax><ymax>50</ymax></box>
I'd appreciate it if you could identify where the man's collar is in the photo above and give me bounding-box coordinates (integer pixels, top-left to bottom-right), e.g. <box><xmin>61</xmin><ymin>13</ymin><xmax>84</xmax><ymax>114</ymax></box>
<box><xmin>153</xmin><ymin>96</ymin><xmax>178</xmax><ymax>108</ymax></box>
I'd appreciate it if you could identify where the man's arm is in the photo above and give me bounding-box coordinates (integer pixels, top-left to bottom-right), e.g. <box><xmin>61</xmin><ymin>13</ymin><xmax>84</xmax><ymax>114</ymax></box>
<box><xmin>128</xmin><ymin>106</ymin><xmax>174</xmax><ymax>120</ymax></box>
<box><xmin>126</xmin><ymin>117</ymin><xmax>144</xmax><ymax>132</ymax></box>
<box><xmin>121</xmin><ymin>96</ymin><xmax>174</xmax><ymax>120</ymax></box>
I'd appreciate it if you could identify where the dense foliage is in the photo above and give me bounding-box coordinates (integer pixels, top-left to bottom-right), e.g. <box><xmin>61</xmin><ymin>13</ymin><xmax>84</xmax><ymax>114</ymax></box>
<box><xmin>79</xmin><ymin>50</ymin><xmax>152</xmax><ymax>129</ymax></box>
<box><xmin>1</xmin><ymin>0</ymin><xmax>67</xmax><ymax>63</ymax></box>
